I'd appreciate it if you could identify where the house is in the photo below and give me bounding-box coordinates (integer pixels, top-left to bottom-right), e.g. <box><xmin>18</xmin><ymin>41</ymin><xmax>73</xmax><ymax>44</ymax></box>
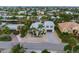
<box><xmin>0</xmin><ymin>11</ymin><xmax>7</xmax><ymax>16</ymax></box>
<box><xmin>5</xmin><ymin>24</ymin><xmax>24</xmax><ymax>31</ymax></box>
<box><xmin>30</xmin><ymin>22</ymin><xmax>45</xmax><ymax>37</ymax></box>
<box><xmin>3</xmin><ymin>15</ymin><xmax>25</xmax><ymax>19</ymax></box>
<box><xmin>65</xmin><ymin>11</ymin><xmax>73</xmax><ymax>15</ymax></box>
<box><xmin>58</xmin><ymin>22</ymin><xmax>79</xmax><ymax>33</ymax></box>
<box><xmin>37</xmin><ymin>10</ymin><xmax>44</xmax><ymax>15</ymax></box>
<box><xmin>30</xmin><ymin>21</ymin><xmax>55</xmax><ymax>32</ymax></box>
<box><xmin>18</xmin><ymin>11</ymin><xmax>26</xmax><ymax>15</ymax></box>
<box><xmin>30</xmin><ymin>22</ymin><xmax>45</xmax><ymax>30</ymax></box>
<box><xmin>0</xmin><ymin>22</ymin><xmax>6</xmax><ymax>29</ymax></box>
<box><xmin>0</xmin><ymin>23</ymin><xmax>24</xmax><ymax>31</ymax></box>
<box><xmin>44</xmin><ymin>21</ymin><xmax>55</xmax><ymax>32</ymax></box>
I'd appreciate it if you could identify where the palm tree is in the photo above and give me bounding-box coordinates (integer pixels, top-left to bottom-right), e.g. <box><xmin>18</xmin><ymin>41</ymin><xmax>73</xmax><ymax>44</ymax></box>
<box><xmin>20</xmin><ymin>26</ymin><xmax>27</xmax><ymax>37</ymax></box>
<box><xmin>11</xmin><ymin>43</ymin><xmax>25</xmax><ymax>53</ymax></box>
<box><xmin>41</xmin><ymin>15</ymin><xmax>48</xmax><ymax>21</ymax></box>
<box><xmin>64</xmin><ymin>37</ymin><xmax>77</xmax><ymax>53</ymax></box>
<box><xmin>73</xmin><ymin>30</ymin><xmax>78</xmax><ymax>35</ymax></box>
<box><xmin>2</xmin><ymin>26</ymin><xmax>11</xmax><ymax>34</ymax></box>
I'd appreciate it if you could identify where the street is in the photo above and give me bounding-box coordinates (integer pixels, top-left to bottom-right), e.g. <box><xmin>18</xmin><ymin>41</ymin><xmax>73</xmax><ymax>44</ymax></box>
<box><xmin>0</xmin><ymin>42</ymin><xmax>64</xmax><ymax>53</ymax></box>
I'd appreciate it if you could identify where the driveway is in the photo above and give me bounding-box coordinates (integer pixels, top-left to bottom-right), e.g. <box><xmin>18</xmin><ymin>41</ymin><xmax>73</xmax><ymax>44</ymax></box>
<box><xmin>46</xmin><ymin>32</ymin><xmax>61</xmax><ymax>44</ymax></box>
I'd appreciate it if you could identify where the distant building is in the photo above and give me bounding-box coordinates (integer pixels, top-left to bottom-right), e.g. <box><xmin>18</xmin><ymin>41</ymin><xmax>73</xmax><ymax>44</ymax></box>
<box><xmin>65</xmin><ymin>11</ymin><xmax>73</xmax><ymax>15</ymax></box>
<box><xmin>5</xmin><ymin>24</ymin><xmax>24</xmax><ymax>31</ymax></box>
<box><xmin>0</xmin><ymin>11</ymin><xmax>7</xmax><ymax>16</ymax></box>
<box><xmin>18</xmin><ymin>11</ymin><xmax>26</xmax><ymax>15</ymax></box>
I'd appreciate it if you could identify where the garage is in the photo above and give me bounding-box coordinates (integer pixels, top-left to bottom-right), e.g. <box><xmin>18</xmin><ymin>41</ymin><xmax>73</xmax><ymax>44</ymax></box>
<box><xmin>44</xmin><ymin>21</ymin><xmax>55</xmax><ymax>32</ymax></box>
<box><xmin>47</xmin><ymin>30</ymin><xmax>52</xmax><ymax>32</ymax></box>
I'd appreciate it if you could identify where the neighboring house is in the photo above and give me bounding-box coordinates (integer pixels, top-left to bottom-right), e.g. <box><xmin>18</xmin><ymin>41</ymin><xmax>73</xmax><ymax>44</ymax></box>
<box><xmin>58</xmin><ymin>22</ymin><xmax>79</xmax><ymax>33</ymax></box>
<box><xmin>51</xmin><ymin>16</ymin><xmax>56</xmax><ymax>19</ymax></box>
<box><xmin>65</xmin><ymin>11</ymin><xmax>73</xmax><ymax>15</ymax></box>
<box><xmin>16</xmin><ymin>16</ymin><xmax>25</xmax><ymax>19</ymax></box>
<box><xmin>0</xmin><ymin>22</ymin><xmax>6</xmax><ymax>29</ymax></box>
<box><xmin>0</xmin><ymin>11</ymin><xmax>7</xmax><ymax>16</ymax></box>
<box><xmin>37</xmin><ymin>10</ymin><xmax>44</xmax><ymax>15</ymax></box>
<box><xmin>18</xmin><ymin>11</ymin><xmax>26</xmax><ymax>15</ymax></box>
<box><xmin>5</xmin><ymin>24</ymin><xmax>24</xmax><ymax>31</ymax></box>
<box><xmin>3</xmin><ymin>15</ymin><xmax>25</xmax><ymax>19</ymax></box>
<box><xmin>27</xmin><ymin>16</ymin><xmax>30</xmax><ymax>20</ymax></box>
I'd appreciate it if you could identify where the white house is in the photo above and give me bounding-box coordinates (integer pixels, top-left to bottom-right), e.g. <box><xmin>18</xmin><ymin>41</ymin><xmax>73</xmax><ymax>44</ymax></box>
<box><xmin>30</xmin><ymin>22</ymin><xmax>45</xmax><ymax>30</ymax></box>
<box><xmin>44</xmin><ymin>21</ymin><xmax>55</xmax><ymax>32</ymax></box>
<box><xmin>30</xmin><ymin>22</ymin><xmax>45</xmax><ymax>36</ymax></box>
<box><xmin>30</xmin><ymin>21</ymin><xmax>55</xmax><ymax>32</ymax></box>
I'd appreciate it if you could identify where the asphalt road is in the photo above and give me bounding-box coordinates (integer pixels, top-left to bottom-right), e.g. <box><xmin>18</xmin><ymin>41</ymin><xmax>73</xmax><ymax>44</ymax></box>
<box><xmin>0</xmin><ymin>32</ymin><xmax>64</xmax><ymax>53</ymax></box>
<box><xmin>0</xmin><ymin>42</ymin><xmax>64</xmax><ymax>53</ymax></box>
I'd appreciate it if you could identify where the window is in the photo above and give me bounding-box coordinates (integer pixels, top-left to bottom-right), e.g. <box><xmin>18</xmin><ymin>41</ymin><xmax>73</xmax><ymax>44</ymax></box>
<box><xmin>50</xmin><ymin>26</ymin><xmax>53</xmax><ymax>28</ymax></box>
<box><xmin>46</xmin><ymin>26</ymin><xmax>49</xmax><ymax>28</ymax></box>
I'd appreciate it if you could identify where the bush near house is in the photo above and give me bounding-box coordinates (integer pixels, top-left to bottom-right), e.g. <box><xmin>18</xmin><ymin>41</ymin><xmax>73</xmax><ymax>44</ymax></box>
<box><xmin>13</xmin><ymin>31</ymin><xmax>19</xmax><ymax>35</ymax></box>
<box><xmin>0</xmin><ymin>35</ymin><xmax>12</xmax><ymax>41</ymax></box>
<box><xmin>64</xmin><ymin>45</ymin><xmax>79</xmax><ymax>53</ymax></box>
<box><xmin>2</xmin><ymin>26</ymin><xmax>11</xmax><ymax>34</ymax></box>
<box><xmin>55</xmin><ymin>25</ymin><xmax>76</xmax><ymax>43</ymax></box>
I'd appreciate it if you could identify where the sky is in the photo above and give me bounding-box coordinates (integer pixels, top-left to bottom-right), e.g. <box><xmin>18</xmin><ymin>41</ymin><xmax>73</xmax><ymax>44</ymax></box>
<box><xmin>0</xmin><ymin>0</ymin><xmax>79</xmax><ymax>6</ymax></box>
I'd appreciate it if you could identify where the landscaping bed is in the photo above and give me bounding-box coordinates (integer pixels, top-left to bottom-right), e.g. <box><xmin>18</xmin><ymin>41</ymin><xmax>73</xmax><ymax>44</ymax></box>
<box><xmin>0</xmin><ymin>35</ymin><xmax>12</xmax><ymax>41</ymax></box>
<box><xmin>55</xmin><ymin>25</ymin><xmax>77</xmax><ymax>43</ymax></box>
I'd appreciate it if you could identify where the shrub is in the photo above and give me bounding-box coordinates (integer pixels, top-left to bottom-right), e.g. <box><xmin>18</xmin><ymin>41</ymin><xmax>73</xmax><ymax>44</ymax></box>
<box><xmin>11</xmin><ymin>43</ymin><xmax>25</xmax><ymax>53</ymax></box>
<box><xmin>41</xmin><ymin>49</ymin><xmax>50</xmax><ymax>53</ymax></box>
<box><xmin>31</xmin><ymin>51</ymin><xmax>36</xmax><ymax>53</ymax></box>
<box><xmin>0</xmin><ymin>35</ymin><xmax>12</xmax><ymax>41</ymax></box>
<box><xmin>13</xmin><ymin>31</ymin><xmax>19</xmax><ymax>35</ymax></box>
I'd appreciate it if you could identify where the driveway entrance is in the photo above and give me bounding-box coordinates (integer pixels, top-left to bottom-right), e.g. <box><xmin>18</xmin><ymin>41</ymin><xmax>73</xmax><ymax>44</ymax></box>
<box><xmin>47</xmin><ymin>32</ymin><xmax>61</xmax><ymax>44</ymax></box>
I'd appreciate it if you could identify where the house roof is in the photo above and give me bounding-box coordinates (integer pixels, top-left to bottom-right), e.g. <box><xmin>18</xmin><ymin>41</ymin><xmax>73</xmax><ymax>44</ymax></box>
<box><xmin>58</xmin><ymin>22</ymin><xmax>79</xmax><ymax>32</ymax></box>
<box><xmin>44</xmin><ymin>21</ymin><xmax>54</xmax><ymax>26</ymax></box>
<box><xmin>30</xmin><ymin>22</ymin><xmax>44</xmax><ymax>29</ymax></box>
<box><xmin>30</xmin><ymin>21</ymin><xmax>54</xmax><ymax>30</ymax></box>
<box><xmin>6</xmin><ymin>24</ymin><xmax>24</xmax><ymax>30</ymax></box>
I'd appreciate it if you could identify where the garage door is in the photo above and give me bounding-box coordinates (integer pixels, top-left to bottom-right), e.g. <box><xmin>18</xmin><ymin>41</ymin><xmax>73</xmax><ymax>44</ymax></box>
<box><xmin>47</xmin><ymin>30</ymin><xmax>52</xmax><ymax>32</ymax></box>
